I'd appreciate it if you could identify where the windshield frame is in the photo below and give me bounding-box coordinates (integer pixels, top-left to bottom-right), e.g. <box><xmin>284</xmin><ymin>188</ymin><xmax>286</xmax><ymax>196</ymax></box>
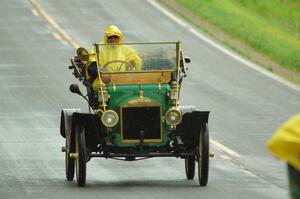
<box><xmin>93</xmin><ymin>41</ymin><xmax>181</xmax><ymax>74</ymax></box>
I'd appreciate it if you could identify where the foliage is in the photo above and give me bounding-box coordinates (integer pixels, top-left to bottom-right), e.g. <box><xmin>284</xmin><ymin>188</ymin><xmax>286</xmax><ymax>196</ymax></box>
<box><xmin>176</xmin><ymin>0</ymin><xmax>300</xmax><ymax>72</ymax></box>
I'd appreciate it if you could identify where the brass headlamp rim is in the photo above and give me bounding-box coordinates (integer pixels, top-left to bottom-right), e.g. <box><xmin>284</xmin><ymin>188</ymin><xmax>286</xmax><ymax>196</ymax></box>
<box><xmin>101</xmin><ymin>110</ymin><xmax>119</xmax><ymax>127</ymax></box>
<box><xmin>165</xmin><ymin>107</ymin><xmax>182</xmax><ymax>126</ymax></box>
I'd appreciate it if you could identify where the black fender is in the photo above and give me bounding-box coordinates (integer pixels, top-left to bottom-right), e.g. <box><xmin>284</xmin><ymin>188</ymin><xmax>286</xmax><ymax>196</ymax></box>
<box><xmin>176</xmin><ymin>106</ymin><xmax>210</xmax><ymax>149</ymax></box>
<box><xmin>60</xmin><ymin>109</ymin><xmax>80</xmax><ymax>156</ymax></box>
<box><xmin>71</xmin><ymin>112</ymin><xmax>105</xmax><ymax>151</ymax></box>
<box><xmin>60</xmin><ymin>109</ymin><xmax>80</xmax><ymax>138</ymax></box>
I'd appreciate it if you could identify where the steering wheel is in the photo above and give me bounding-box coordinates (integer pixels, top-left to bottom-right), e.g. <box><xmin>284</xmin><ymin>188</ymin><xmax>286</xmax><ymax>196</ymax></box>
<box><xmin>102</xmin><ymin>60</ymin><xmax>135</xmax><ymax>71</ymax></box>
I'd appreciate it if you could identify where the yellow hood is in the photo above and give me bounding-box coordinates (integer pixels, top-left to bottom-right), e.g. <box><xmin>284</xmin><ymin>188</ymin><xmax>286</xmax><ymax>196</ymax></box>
<box><xmin>267</xmin><ymin>113</ymin><xmax>300</xmax><ymax>171</ymax></box>
<box><xmin>103</xmin><ymin>25</ymin><xmax>123</xmax><ymax>44</ymax></box>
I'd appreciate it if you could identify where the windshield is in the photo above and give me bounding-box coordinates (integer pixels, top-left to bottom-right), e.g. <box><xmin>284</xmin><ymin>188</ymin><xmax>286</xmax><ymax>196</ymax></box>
<box><xmin>94</xmin><ymin>42</ymin><xmax>178</xmax><ymax>73</ymax></box>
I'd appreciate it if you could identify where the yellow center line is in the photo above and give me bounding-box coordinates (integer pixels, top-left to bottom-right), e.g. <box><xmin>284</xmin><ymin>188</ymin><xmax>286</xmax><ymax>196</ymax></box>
<box><xmin>219</xmin><ymin>155</ymin><xmax>232</xmax><ymax>160</ymax></box>
<box><xmin>30</xmin><ymin>0</ymin><xmax>80</xmax><ymax>49</ymax></box>
<box><xmin>52</xmin><ymin>32</ymin><xmax>63</xmax><ymax>41</ymax></box>
<box><xmin>31</xmin><ymin>9</ymin><xmax>39</xmax><ymax>17</ymax></box>
<box><xmin>210</xmin><ymin>139</ymin><xmax>240</xmax><ymax>157</ymax></box>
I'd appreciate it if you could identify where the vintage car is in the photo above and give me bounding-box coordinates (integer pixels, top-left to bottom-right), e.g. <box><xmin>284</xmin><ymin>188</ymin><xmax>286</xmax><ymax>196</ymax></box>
<box><xmin>60</xmin><ymin>41</ymin><xmax>211</xmax><ymax>187</ymax></box>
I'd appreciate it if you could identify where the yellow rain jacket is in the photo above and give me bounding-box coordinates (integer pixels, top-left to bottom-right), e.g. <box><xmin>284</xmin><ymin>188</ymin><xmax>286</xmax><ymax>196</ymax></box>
<box><xmin>267</xmin><ymin>113</ymin><xmax>300</xmax><ymax>171</ymax></box>
<box><xmin>86</xmin><ymin>25</ymin><xmax>141</xmax><ymax>91</ymax></box>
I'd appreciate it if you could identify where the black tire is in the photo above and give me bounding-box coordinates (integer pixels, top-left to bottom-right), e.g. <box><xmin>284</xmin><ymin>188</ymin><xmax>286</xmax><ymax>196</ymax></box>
<box><xmin>197</xmin><ymin>124</ymin><xmax>209</xmax><ymax>186</ymax></box>
<box><xmin>185</xmin><ymin>155</ymin><xmax>195</xmax><ymax>179</ymax></box>
<box><xmin>65</xmin><ymin>138</ymin><xmax>75</xmax><ymax>181</ymax></box>
<box><xmin>75</xmin><ymin>125</ymin><xmax>87</xmax><ymax>187</ymax></box>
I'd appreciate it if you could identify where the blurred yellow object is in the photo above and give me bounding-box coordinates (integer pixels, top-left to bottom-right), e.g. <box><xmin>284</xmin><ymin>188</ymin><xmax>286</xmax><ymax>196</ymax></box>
<box><xmin>267</xmin><ymin>113</ymin><xmax>300</xmax><ymax>171</ymax></box>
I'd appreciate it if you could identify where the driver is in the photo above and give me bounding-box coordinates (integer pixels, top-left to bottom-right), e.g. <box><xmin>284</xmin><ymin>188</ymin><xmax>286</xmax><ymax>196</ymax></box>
<box><xmin>86</xmin><ymin>25</ymin><xmax>141</xmax><ymax>91</ymax></box>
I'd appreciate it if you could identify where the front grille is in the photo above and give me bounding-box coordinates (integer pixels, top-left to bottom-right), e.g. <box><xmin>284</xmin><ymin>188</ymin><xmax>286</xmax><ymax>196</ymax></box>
<box><xmin>121</xmin><ymin>106</ymin><xmax>161</xmax><ymax>142</ymax></box>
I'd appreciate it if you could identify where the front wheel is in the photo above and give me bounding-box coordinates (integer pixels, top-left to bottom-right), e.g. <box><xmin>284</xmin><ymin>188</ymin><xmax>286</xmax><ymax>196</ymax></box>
<box><xmin>185</xmin><ymin>155</ymin><xmax>195</xmax><ymax>179</ymax></box>
<box><xmin>65</xmin><ymin>138</ymin><xmax>75</xmax><ymax>181</ymax></box>
<box><xmin>197</xmin><ymin>124</ymin><xmax>209</xmax><ymax>186</ymax></box>
<box><xmin>75</xmin><ymin>125</ymin><xmax>87</xmax><ymax>187</ymax></box>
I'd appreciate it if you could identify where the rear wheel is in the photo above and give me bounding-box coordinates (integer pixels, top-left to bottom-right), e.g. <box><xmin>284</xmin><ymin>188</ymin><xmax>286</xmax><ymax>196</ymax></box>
<box><xmin>197</xmin><ymin>124</ymin><xmax>209</xmax><ymax>186</ymax></box>
<box><xmin>75</xmin><ymin>125</ymin><xmax>87</xmax><ymax>187</ymax></box>
<box><xmin>185</xmin><ymin>155</ymin><xmax>195</xmax><ymax>179</ymax></box>
<box><xmin>65</xmin><ymin>138</ymin><xmax>75</xmax><ymax>181</ymax></box>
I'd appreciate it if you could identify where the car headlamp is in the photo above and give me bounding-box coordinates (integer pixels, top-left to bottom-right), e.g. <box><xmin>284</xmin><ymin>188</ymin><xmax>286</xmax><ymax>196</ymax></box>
<box><xmin>165</xmin><ymin>108</ymin><xmax>182</xmax><ymax>126</ymax></box>
<box><xmin>101</xmin><ymin>110</ymin><xmax>119</xmax><ymax>127</ymax></box>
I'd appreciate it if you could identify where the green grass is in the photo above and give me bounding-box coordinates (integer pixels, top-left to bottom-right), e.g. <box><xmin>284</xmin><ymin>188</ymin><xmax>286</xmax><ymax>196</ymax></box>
<box><xmin>175</xmin><ymin>0</ymin><xmax>300</xmax><ymax>73</ymax></box>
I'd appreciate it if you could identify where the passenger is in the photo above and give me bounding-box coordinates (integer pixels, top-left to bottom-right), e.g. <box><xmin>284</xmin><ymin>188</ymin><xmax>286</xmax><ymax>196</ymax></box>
<box><xmin>86</xmin><ymin>25</ymin><xmax>141</xmax><ymax>91</ymax></box>
<box><xmin>267</xmin><ymin>113</ymin><xmax>300</xmax><ymax>198</ymax></box>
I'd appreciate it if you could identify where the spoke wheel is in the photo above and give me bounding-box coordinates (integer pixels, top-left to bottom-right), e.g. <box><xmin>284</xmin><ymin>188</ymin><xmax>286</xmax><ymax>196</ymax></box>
<box><xmin>65</xmin><ymin>138</ymin><xmax>75</xmax><ymax>181</ymax></box>
<box><xmin>75</xmin><ymin>125</ymin><xmax>87</xmax><ymax>187</ymax></box>
<box><xmin>185</xmin><ymin>155</ymin><xmax>195</xmax><ymax>179</ymax></box>
<box><xmin>197</xmin><ymin>124</ymin><xmax>209</xmax><ymax>186</ymax></box>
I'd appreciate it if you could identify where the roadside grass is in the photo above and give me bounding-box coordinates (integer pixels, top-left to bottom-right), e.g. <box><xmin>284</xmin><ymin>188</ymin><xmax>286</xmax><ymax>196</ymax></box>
<box><xmin>174</xmin><ymin>0</ymin><xmax>300</xmax><ymax>73</ymax></box>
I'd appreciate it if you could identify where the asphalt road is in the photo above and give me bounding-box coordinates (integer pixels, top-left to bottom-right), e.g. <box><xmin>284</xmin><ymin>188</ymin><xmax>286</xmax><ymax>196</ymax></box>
<box><xmin>1</xmin><ymin>0</ymin><xmax>299</xmax><ymax>198</ymax></box>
